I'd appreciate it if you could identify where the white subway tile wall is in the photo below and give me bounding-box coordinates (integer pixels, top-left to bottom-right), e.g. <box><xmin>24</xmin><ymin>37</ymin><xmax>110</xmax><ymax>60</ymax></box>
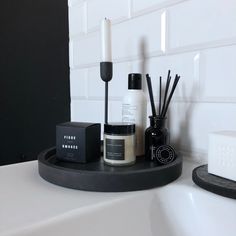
<box><xmin>69</xmin><ymin>2</ymin><xmax>85</xmax><ymax>36</ymax></box>
<box><xmin>168</xmin><ymin>0</ymin><xmax>236</xmax><ymax>50</ymax></box>
<box><xmin>69</xmin><ymin>0</ymin><xmax>236</xmax><ymax>163</ymax></box>
<box><xmin>72</xmin><ymin>32</ymin><xmax>100</xmax><ymax>67</ymax></box>
<box><xmin>70</xmin><ymin>68</ymin><xmax>87</xmax><ymax>99</ymax></box>
<box><xmin>200</xmin><ymin>45</ymin><xmax>236</xmax><ymax>101</ymax></box>
<box><xmin>112</xmin><ymin>10</ymin><xmax>163</xmax><ymax>60</ymax></box>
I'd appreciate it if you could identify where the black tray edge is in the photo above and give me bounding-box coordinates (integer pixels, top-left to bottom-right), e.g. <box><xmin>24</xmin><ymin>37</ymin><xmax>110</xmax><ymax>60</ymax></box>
<box><xmin>38</xmin><ymin>147</ymin><xmax>183</xmax><ymax>192</ymax></box>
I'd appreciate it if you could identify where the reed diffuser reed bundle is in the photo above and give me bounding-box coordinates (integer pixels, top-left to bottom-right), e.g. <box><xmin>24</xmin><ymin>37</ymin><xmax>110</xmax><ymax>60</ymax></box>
<box><xmin>146</xmin><ymin>71</ymin><xmax>180</xmax><ymax>118</ymax></box>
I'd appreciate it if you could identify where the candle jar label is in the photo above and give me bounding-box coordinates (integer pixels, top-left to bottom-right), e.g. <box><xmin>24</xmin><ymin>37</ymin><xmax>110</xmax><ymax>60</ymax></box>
<box><xmin>106</xmin><ymin>139</ymin><xmax>124</xmax><ymax>160</ymax></box>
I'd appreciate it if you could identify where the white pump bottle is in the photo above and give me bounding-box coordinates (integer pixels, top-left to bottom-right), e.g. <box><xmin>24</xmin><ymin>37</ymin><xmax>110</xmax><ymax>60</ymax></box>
<box><xmin>122</xmin><ymin>73</ymin><xmax>147</xmax><ymax>157</ymax></box>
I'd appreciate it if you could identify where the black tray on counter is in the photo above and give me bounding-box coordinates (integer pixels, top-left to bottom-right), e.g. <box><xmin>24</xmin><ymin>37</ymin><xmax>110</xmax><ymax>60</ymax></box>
<box><xmin>38</xmin><ymin>147</ymin><xmax>182</xmax><ymax>192</ymax></box>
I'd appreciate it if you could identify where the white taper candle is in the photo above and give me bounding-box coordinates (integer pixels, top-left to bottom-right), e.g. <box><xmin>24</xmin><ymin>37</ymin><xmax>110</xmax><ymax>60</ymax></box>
<box><xmin>101</xmin><ymin>18</ymin><xmax>112</xmax><ymax>62</ymax></box>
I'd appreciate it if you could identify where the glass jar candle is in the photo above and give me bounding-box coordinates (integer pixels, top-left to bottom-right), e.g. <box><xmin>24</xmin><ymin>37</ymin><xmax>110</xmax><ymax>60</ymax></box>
<box><xmin>104</xmin><ymin>122</ymin><xmax>135</xmax><ymax>166</ymax></box>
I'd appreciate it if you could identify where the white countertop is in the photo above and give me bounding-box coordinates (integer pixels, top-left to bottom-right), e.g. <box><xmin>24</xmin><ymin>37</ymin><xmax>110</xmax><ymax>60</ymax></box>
<box><xmin>1</xmin><ymin>159</ymin><xmax>235</xmax><ymax>236</ymax></box>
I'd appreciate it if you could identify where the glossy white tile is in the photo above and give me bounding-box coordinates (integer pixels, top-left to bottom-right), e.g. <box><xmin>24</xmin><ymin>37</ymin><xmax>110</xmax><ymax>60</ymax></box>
<box><xmin>70</xmin><ymin>69</ymin><xmax>87</xmax><ymax>98</ymax></box>
<box><xmin>200</xmin><ymin>45</ymin><xmax>236</xmax><ymax>101</ymax></box>
<box><xmin>69</xmin><ymin>2</ymin><xmax>85</xmax><ymax>36</ymax></box>
<box><xmin>71</xmin><ymin>100</ymin><xmax>104</xmax><ymax>123</ymax></box>
<box><xmin>72</xmin><ymin>32</ymin><xmax>100</xmax><ymax>67</ymax></box>
<box><xmin>112</xmin><ymin>10</ymin><xmax>162</xmax><ymax>60</ymax></box>
<box><xmin>87</xmin><ymin>0</ymin><xmax>128</xmax><ymax>31</ymax></box>
<box><xmin>168</xmin><ymin>0</ymin><xmax>236</xmax><ymax>49</ymax></box>
<box><xmin>132</xmin><ymin>0</ymin><xmax>186</xmax><ymax>15</ymax></box>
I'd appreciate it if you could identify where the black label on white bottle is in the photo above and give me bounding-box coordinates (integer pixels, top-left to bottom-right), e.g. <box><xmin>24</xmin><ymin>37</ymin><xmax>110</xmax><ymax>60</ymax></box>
<box><xmin>106</xmin><ymin>139</ymin><xmax>125</xmax><ymax>160</ymax></box>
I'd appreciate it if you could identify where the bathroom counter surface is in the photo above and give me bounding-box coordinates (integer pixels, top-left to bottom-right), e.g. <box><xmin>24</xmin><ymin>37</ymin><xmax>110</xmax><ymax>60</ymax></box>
<box><xmin>0</xmin><ymin>159</ymin><xmax>235</xmax><ymax>236</ymax></box>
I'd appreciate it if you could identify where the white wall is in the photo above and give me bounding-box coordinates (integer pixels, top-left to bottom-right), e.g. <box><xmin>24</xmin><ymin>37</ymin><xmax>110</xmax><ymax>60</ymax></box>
<box><xmin>68</xmin><ymin>0</ymin><xmax>236</xmax><ymax>163</ymax></box>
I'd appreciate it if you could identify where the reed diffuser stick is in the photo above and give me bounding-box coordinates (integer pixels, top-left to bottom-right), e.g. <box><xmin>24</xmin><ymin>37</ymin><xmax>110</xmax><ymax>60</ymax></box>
<box><xmin>146</xmin><ymin>74</ymin><xmax>157</xmax><ymax>117</ymax></box>
<box><xmin>161</xmin><ymin>70</ymin><xmax>171</xmax><ymax>117</ymax></box>
<box><xmin>162</xmin><ymin>75</ymin><xmax>180</xmax><ymax>117</ymax></box>
<box><xmin>159</xmin><ymin>76</ymin><xmax>162</xmax><ymax>116</ymax></box>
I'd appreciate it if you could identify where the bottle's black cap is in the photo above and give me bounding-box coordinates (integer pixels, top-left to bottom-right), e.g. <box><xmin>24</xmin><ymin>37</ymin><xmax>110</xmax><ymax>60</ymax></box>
<box><xmin>104</xmin><ymin>122</ymin><xmax>135</xmax><ymax>135</ymax></box>
<box><xmin>128</xmin><ymin>73</ymin><xmax>142</xmax><ymax>90</ymax></box>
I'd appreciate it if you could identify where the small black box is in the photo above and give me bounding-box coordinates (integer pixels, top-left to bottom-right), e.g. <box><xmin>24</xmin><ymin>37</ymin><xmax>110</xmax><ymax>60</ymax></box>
<box><xmin>56</xmin><ymin>122</ymin><xmax>101</xmax><ymax>163</ymax></box>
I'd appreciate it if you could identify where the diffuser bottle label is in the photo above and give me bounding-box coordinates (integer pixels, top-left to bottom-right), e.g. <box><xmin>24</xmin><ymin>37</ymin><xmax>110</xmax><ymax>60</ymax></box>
<box><xmin>106</xmin><ymin>139</ymin><xmax>124</xmax><ymax>160</ymax></box>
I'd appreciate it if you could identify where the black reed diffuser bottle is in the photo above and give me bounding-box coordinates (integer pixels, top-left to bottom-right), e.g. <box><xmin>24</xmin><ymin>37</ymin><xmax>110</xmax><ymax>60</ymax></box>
<box><xmin>145</xmin><ymin>72</ymin><xmax>180</xmax><ymax>163</ymax></box>
<box><xmin>145</xmin><ymin>116</ymin><xmax>169</xmax><ymax>161</ymax></box>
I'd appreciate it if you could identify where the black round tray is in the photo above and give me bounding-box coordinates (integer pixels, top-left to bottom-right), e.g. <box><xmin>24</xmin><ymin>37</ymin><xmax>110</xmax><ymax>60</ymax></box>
<box><xmin>38</xmin><ymin>147</ymin><xmax>182</xmax><ymax>192</ymax></box>
<box><xmin>192</xmin><ymin>165</ymin><xmax>236</xmax><ymax>199</ymax></box>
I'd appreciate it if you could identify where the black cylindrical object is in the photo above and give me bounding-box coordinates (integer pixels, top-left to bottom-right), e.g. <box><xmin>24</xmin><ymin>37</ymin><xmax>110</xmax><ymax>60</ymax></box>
<box><xmin>128</xmin><ymin>73</ymin><xmax>142</xmax><ymax>89</ymax></box>
<box><xmin>100</xmin><ymin>62</ymin><xmax>113</xmax><ymax>82</ymax></box>
<box><xmin>104</xmin><ymin>122</ymin><xmax>135</xmax><ymax>135</ymax></box>
<box><xmin>100</xmin><ymin>62</ymin><xmax>113</xmax><ymax>124</ymax></box>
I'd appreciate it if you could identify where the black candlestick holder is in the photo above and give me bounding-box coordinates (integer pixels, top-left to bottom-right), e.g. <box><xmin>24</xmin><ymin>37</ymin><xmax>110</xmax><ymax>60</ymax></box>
<box><xmin>100</xmin><ymin>62</ymin><xmax>113</xmax><ymax>124</ymax></box>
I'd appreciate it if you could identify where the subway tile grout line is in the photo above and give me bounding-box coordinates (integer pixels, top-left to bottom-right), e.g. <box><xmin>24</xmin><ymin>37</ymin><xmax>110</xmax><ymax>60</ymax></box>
<box><xmin>162</xmin><ymin>97</ymin><xmax>236</xmax><ymax>104</ymax></box>
<box><xmin>86</xmin><ymin>16</ymin><xmax>129</xmax><ymax>34</ymax></box>
<box><xmin>68</xmin><ymin>0</ymin><xmax>85</xmax><ymax>8</ymax></box>
<box><xmin>71</xmin><ymin>96</ymin><xmax>122</xmax><ymax>101</ymax></box>
<box><xmin>84</xmin><ymin>1</ymin><xmax>88</xmax><ymax>34</ymax></box>
<box><xmin>165</xmin><ymin>38</ymin><xmax>236</xmax><ymax>56</ymax></box>
<box><xmin>71</xmin><ymin>96</ymin><xmax>236</xmax><ymax>104</ymax></box>
<box><xmin>130</xmin><ymin>0</ymin><xmax>188</xmax><ymax>19</ymax></box>
<box><xmin>70</xmin><ymin>37</ymin><xmax>236</xmax><ymax>70</ymax></box>
<box><xmin>81</xmin><ymin>0</ymin><xmax>188</xmax><ymax>35</ymax></box>
<box><xmin>69</xmin><ymin>0</ymin><xmax>187</xmax><ymax>38</ymax></box>
<box><xmin>166</xmin><ymin>98</ymin><xmax>236</xmax><ymax>104</ymax></box>
<box><xmin>128</xmin><ymin>0</ymin><xmax>133</xmax><ymax>19</ymax></box>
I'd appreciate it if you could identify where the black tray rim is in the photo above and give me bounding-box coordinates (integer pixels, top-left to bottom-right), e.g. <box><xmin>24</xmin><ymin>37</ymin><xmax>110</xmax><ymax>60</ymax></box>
<box><xmin>38</xmin><ymin>147</ymin><xmax>182</xmax><ymax>175</ymax></box>
<box><xmin>38</xmin><ymin>147</ymin><xmax>183</xmax><ymax>192</ymax></box>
